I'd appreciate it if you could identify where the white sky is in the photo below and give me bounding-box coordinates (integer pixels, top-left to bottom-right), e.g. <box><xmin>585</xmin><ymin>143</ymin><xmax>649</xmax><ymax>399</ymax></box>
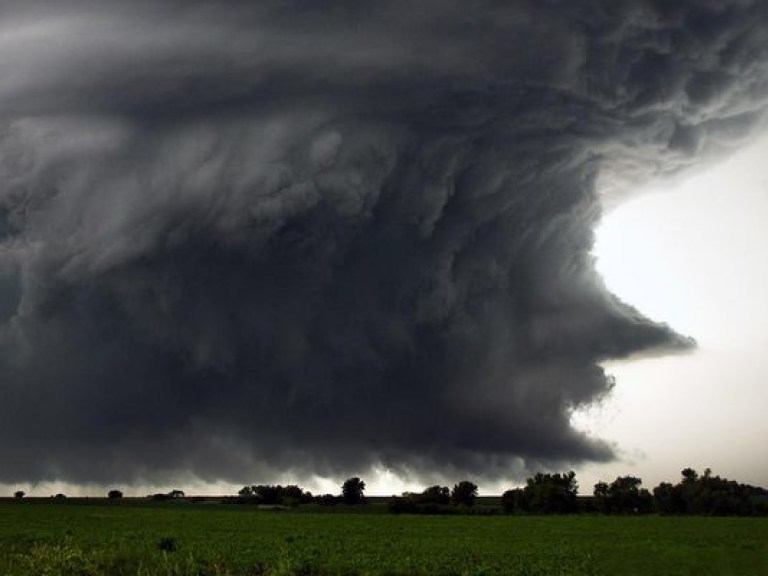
<box><xmin>572</xmin><ymin>133</ymin><xmax>768</xmax><ymax>492</ymax></box>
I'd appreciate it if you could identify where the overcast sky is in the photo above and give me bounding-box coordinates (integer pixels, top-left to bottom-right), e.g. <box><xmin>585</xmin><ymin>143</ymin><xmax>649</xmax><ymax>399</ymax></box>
<box><xmin>2</xmin><ymin>1</ymin><xmax>768</xmax><ymax>496</ymax></box>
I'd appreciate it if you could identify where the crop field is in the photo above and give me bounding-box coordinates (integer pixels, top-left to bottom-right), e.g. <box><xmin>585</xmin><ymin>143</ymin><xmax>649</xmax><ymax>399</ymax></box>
<box><xmin>0</xmin><ymin>500</ymin><xmax>767</xmax><ymax>575</ymax></box>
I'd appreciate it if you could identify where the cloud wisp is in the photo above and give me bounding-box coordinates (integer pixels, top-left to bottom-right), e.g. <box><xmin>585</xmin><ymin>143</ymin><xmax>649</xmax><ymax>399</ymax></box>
<box><xmin>0</xmin><ymin>0</ymin><xmax>766</xmax><ymax>485</ymax></box>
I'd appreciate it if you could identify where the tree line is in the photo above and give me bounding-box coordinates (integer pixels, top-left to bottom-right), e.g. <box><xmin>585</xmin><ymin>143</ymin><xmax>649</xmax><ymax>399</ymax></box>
<box><xmin>228</xmin><ymin>467</ymin><xmax>767</xmax><ymax>516</ymax></box>
<box><xmin>12</xmin><ymin>468</ymin><xmax>767</xmax><ymax>516</ymax></box>
<box><xmin>503</xmin><ymin>468</ymin><xmax>768</xmax><ymax>516</ymax></box>
<box><xmin>234</xmin><ymin>476</ymin><xmax>368</xmax><ymax>506</ymax></box>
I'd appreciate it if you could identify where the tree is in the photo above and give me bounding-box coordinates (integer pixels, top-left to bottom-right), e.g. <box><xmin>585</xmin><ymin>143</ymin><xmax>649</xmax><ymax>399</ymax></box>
<box><xmin>282</xmin><ymin>484</ymin><xmax>313</xmax><ymax>505</ymax></box>
<box><xmin>595</xmin><ymin>476</ymin><xmax>653</xmax><ymax>514</ymax></box>
<box><xmin>501</xmin><ymin>488</ymin><xmax>526</xmax><ymax>514</ymax></box>
<box><xmin>341</xmin><ymin>477</ymin><xmax>366</xmax><ymax>504</ymax></box>
<box><xmin>522</xmin><ymin>471</ymin><xmax>578</xmax><ymax>514</ymax></box>
<box><xmin>592</xmin><ymin>481</ymin><xmax>611</xmax><ymax>514</ymax></box>
<box><xmin>420</xmin><ymin>485</ymin><xmax>451</xmax><ymax>505</ymax></box>
<box><xmin>451</xmin><ymin>481</ymin><xmax>478</xmax><ymax>507</ymax></box>
<box><xmin>236</xmin><ymin>484</ymin><xmax>312</xmax><ymax>506</ymax></box>
<box><xmin>388</xmin><ymin>485</ymin><xmax>453</xmax><ymax>514</ymax></box>
<box><xmin>652</xmin><ymin>468</ymin><xmax>764</xmax><ymax>516</ymax></box>
<box><xmin>317</xmin><ymin>493</ymin><xmax>339</xmax><ymax>506</ymax></box>
<box><xmin>14</xmin><ymin>491</ymin><xmax>24</xmax><ymax>499</ymax></box>
<box><xmin>681</xmin><ymin>468</ymin><xmax>699</xmax><ymax>483</ymax></box>
<box><xmin>238</xmin><ymin>486</ymin><xmax>254</xmax><ymax>498</ymax></box>
<box><xmin>653</xmin><ymin>482</ymin><xmax>683</xmax><ymax>514</ymax></box>
<box><xmin>253</xmin><ymin>485</ymin><xmax>281</xmax><ymax>504</ymax></box>
<box><xmin>108</xmin><ymin>489</ymin><xmax>123</xmax><ymax>499</ymax></box>
<box><xmin>169</xmin><ymin>489</ymin><xmax>185</xmax><ymax>499</ymax></box>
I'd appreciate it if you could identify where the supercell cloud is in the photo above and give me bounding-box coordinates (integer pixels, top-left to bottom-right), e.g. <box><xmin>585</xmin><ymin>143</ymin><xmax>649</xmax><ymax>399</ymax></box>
<box><xmin>0</xmin><ymin>0</ymin><xmax>767</xmax><ymax>485</ymax></box>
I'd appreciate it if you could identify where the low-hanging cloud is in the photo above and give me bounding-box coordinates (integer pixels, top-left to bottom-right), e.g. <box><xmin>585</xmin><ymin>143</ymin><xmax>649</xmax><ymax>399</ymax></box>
<box><xmin>1</xmin><ymin>0</ymin><xmax>767</xmax><ymax>486</ymax></box>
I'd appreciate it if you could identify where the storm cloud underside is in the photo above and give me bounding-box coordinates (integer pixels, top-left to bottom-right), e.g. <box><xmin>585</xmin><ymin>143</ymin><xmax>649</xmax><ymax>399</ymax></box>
<box><xmin>1</xmin><ymin>0</ymin><xmax>767</xmax><ymax>485</ymax></box>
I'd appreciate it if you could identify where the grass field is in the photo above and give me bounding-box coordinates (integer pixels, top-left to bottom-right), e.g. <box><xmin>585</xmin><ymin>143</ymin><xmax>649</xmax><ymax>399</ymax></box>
<box><xmin>0</xmin><ymin>500</ymin><xmax>766</xmax><ymax>575</ymax></box>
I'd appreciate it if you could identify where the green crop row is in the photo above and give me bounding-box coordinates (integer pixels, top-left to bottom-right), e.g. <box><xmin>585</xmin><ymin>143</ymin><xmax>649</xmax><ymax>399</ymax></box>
<box><xmin>0</xmin><ymin>501</ymin><xmax>766</xmax><ymax>575</ymax></box>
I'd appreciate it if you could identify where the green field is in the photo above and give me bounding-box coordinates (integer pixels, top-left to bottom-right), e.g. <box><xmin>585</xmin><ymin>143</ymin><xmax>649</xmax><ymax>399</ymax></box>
<box><xmin>1</xmin><ymin>500</ymin><xmax>766</xmax><ymax>575</ymax></box>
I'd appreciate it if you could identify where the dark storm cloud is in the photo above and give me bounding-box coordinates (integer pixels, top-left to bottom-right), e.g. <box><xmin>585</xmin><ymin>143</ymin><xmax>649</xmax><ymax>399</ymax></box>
<box><xmin>0</xmin><ymin>0</ymin><xmax>766</xmax><ymax>485</ymax></box>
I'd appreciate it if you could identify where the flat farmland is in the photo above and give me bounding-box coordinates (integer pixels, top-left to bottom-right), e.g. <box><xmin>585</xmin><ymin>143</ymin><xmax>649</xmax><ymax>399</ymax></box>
<box><xmin>0</xmin><ymin>500</ymin><xmax>766</xmax><ymax>575</ymax></box>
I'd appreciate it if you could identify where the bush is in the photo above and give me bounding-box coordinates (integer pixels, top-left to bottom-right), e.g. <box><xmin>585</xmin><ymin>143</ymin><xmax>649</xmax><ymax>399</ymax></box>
<box><xmin>317</xmin><ymin>494</ymin><xmax>339</xmax><ymax>506</ymax></box>
<box><xmin>17</xmin><ymin>542</ymin><xmax>98</xmax><ymax>575</ymax></box>
<box><xmin>157</xmin><ymin>537</ymin><xmax>179</xmax><ymax>552</ymax></box>
<box><xmin>501</xmin><ymin>488</ymin><xmax>525</xmax><ymax>514</ymax></box>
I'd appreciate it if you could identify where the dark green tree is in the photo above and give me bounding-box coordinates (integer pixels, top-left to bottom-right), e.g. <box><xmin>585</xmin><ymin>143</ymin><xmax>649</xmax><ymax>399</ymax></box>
<box><xmin>652</xmin><ymin>482</ymin><xmax>683</xmax><ymax>514</ymax></box>
<box><xmin>236</xmin><ymin>484</ymin><xmax>312</xmax><ymax>505</ymax></box>
<box><xmin>681</xmin><ymin>468</ymin><xmax>698</xmax><ymax>483</ymax></box>
<box><xmin>501</xmin><ymin>488</ymin><xmax>526</xmax><ymax>514</ymax></box>
<box><xmin>282</xmin><ymin>484</ymin><xmax>313</xmax><ymax>505</ymax></box>
<box><xmin>451</xmin><ymin>481</ymin><xmax>478</xmax><ymax>506</ymax></box>
<box><xmin>107</xmin><ymin>489</ymin><xmax>123</xmax><ymax>499</ymax></box>
<box><xmin>653</xmin><ymin>468</ymin><xmax>766</xmax><ymax>516</ymax></box>
<box><xmin>421</xmin><ymin>485</ymin><xmax>451</xmax><ymax>505</ymax></box>
<box><xmin>317</xmin><ymin>493</ymin><xmax>339</xmax><ymax>506</ymax></box>
<box><xmin>522</xmin><ymin>471</ymin><xmax>578</xmax><ymax>514</ymax></box>
<box><xmin>253</xmin><ymin>485</ymin><xmax>282</xmax><ymax>505</ymax></box>
<box><xmin>388</xmin><ymin>485</ymin><xmax>453</xmax><ymax>514</ymax></box>
<box><xmin>594</xmin><ymin>476</ymin><xmax>653</xmax><ymax>514</ymax></box>
<box><xmin>341</xmin><ymin>477</ymin><xmax>366</xmax><ymax>504</ymax></box>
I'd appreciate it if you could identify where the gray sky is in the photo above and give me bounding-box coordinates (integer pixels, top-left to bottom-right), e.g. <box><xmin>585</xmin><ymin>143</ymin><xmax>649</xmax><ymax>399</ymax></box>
<box><xmin>2</xmin><ymin>1</ymin><xmax>768</xmax><ymax>495</ymax></box>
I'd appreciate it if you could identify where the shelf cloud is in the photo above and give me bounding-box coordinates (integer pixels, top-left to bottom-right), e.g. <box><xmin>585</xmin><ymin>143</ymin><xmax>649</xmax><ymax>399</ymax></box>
<box><xmin>0</xmin><ymin>0</ymin><xmax>766</xmax><ymax>485</ymax></box>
